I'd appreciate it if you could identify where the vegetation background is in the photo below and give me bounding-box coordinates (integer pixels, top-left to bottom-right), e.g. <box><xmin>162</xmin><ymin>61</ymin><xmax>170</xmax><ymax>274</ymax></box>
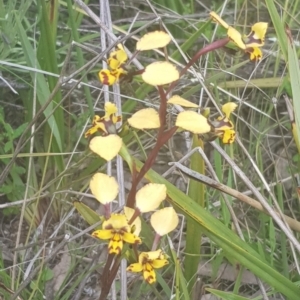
<box><xmin>1</xmin><ymin>0</ymin><xmax>300</xmax><ymax>299</ymax></box>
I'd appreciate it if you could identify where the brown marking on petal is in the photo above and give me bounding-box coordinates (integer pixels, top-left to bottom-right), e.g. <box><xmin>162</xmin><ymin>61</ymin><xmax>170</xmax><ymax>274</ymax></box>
<box><xmin>100</xmin><ymin>71</ymin><xmax>110</xmax><ymax>85</ymax></box>
<box><xmin>210</xmin><ymin>117</ymin><xmax>234</xmax><ymax>131</ymax></box>
<box><xmin>109</xmin><ymin>245</ymin><xmax>121</xmax><ymax>255</ymax></box>
<box><xmin>146</xmin><ymin>275</ymin><xmax>154</xmax><ymax>284</ymax></box>
<box><xmin>245</xmin><ymin>47</ymin><xmax>262</xmax><ymax>61</ymax></box>
<box><xmin>245</xmin><ymin>32</ymin><xmax>264</xmax><ymax>46</ymax></box>
<box><xmin>103</xmin><ymin>224</ymin><xmax>113</xmax><ymax>230</ymax></box>
<box><xmin>112</xmin><ymin>234</ymin><xmax>122</xmax><ymax>243</ymax></box>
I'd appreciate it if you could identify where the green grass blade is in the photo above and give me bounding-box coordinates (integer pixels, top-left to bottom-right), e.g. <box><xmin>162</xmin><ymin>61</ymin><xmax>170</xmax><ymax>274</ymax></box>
<box><xmin>170</xmin><ymin>20</ymin><xmax>211</xmax><ymax>61</ymax></box>
<box><xmin>265</xmin><ymin>0</ymin><xmax>288</xmax><ymax>61</ymax></box>
<box><xmin>169</xmin><ymin>245</ymin><xmax>190</xmax><ymax>300</ymax></box>
<box><xmin>184</xmin><ymin>136</ymin><xmax>204</xmax><ymax>293</ymax></box>
<box><xmin>15</xmin><ymin>14</ymin><xmax>62</xmax><ymax>151</ymax></box>
<box><xmin>287</xmin><ymin>38</ymin><xmax>300</xmax><ymax>155</ymax></box>
<box><xmin>66</xmin><ymin>0</ymin><xmax>94</xmax><ymax>114</ymax></box>
<box><xmin>37</xmin><ymin>0</ymin><xmax>64</xmax><ymax>150</ymax></box>
<box><xmin>206</xmin><ymin>289</ymin><xmax>249</xmax><ymax>300</ymax></box>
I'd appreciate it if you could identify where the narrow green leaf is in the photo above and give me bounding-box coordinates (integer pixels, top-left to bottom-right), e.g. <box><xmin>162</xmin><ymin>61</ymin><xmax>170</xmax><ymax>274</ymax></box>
<box><xmin>287</xmin><ymin>39</ymin><xmax>300</xmax><ymax>154</ymax></box>
<box><xmin>73</xmin><ymin>201</ymin><xmax>102</xmax><ymax>229</ymax></box>
<box><xmin>37</xmin><ymin>0</ymin><xmax>65</xmax><ymax>149</ymax></box>
<box><xmin>15</xmin><ymin>14</ymin><xmax>62</xmax><ymax>151</ymax></box>
<box><xmin>265</xmin><ymin>0</ymin><xmax>288</xmax><ymax>61</ymax></box>
<box><xmin>66</xmin><ymin>0</ymin><xmax>94</xmax><ymax>114</ymax></box>
<box><xmin>169</xmin><ymin>246</ymin><xmax>190</xmax><ymax>300</ymax></box>
<box><xmin>184</xmin><ymin>136</ymin><xmax>204</xmax><ymax>292</ymax></box>
<box><xmin>171</xmin><ymin>20</ymin><xmax>211</xmax><ymax>61</ymax></box>
<box><xmin>206</xmin><ymin>288</ymin><xmax>249</xmax><ymax>300</ymax></box>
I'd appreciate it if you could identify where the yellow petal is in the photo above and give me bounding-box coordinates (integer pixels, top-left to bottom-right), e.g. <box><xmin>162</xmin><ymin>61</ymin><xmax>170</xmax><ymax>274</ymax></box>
<box><xmin>221</xmin><ymin>129</ymin><xmax>236</xmax><ymax>144</ymax></box>
<box><xmin>150</xmin><ymin>207</ymin><xmax>179</xmax><ymax>236</ymax></box>
<box><xmin>108</xmin><ymin>56</ymin><xmax>121</xmax><ymax>70</ymax></box>
<box><xmin>104</xmin><ymin>102</ymin><xmax>118</xmax><ymax>116</ymax></box>
<box><xmin>92</xmin><ymin>115</ymin><xmax>102</xmax><ymax>124</ymax></box>
<box><xmin>84</xmin><ymin>123</ymin><xmax>106</xmax><ymax>138</ymax></box>
<box><xmin>92</xmin><ymin>229</ymin><xmax>114</xmax><ymax>240</ymax></box>
<box><xmin>167</xmin><ymin>95</ymin><xmax>199</xmax><ymax>108</ymax></box>
<box><xmin>142</xmin><ymin>61</ymin><xmax>179</xmax><ymax>86</ymax></box>
<box><xmin>89</xmin><ymin>135</ymin><xmax>122</xmax><ymax>161</ymax></box>
<box><xmin>111</xmin><ymin>68</ymin><xmax>127</xmax><ymax>79</ymax></box>
<box><xmin>245</xmin><ymin>47</ymin><xmax>263</xmax><ymax>61</ymax></box>
<box><xmin>136</xmin><ymin>183</ymin><xmax>166</xmax><ymax>213</ymax></box>
<box><xmin>89</xmin><ymin>173</ymin><xmax>119</xmax><ymax>204</ymax></box>
<box><xmin>124</xmin><ymin>206</ymin><xmax>141</xmax><ymax>236</ymax></box>
<box><xmin>108</xmin><ymin>233</ymin><xmax>123</xmax><ymax>254</ymax></box>
<box><xmin>222</xmin><ymin>102</ymin><xmax>237</xmax><ymax>119</ymax></box>
<box><xmin>108</xmin><ymin>44</ymin><xmax>128</xmax><ymax>69</ymax></box>
<box><xmin>145</xmin><ymin>250</ymin><xmax>164</xmax><ymax>260</ymax></box>
<box><xmin>143</xmin><ymin>263</ymin><xmax>156</xmax><ymax>284</ymax></box>
<box><xmin>151</xmin><ymin>258</ymin><xmax>169</xmax><ymax>269</ymax></box>
<box><xmin>122</xmin><ymin>231</ymin><xmax>142</xmax><ymax>244</ymax></box>
<box><xmin>127</xmin><ymin>262</ymin><xmax>143</xmax><ymax>273</ymax></box>
<box><xmin>227</xmin><ymin>26</ymin><xmax>246</xmax><ymax>49</ymax></box>
<box><xmin>244</xmin><ymin>22</ymin><xmax>268</xmax><ymax>48</ymax></box>
<box><xmin>175</xmin><ymin>111</ymin><xmax>211</xmax><ymax>134</ymax></box>
<box><xmin>98</xmin><ymin>69</ymin><xmax>117</xmax><ymax>85</ymax></box>
<box><xmin>102</xmin><ymin>214</ymin><xmax>129</xmax><ymax>230</ymax></box>
<box><xmin>209</xmin><ymin>11</ymin><xmax>229</xmax><ymax>29</ymax></box>
<box><xmin>128</xmin><ymin>108</ymin><xmax>160</xmax><ymax>129</ymax></box>
<box><xmin>136</xmin><ymin>31</ymin><xmax>171</xmax><ymax>51</ymax></box>
<box><xmin>138</xmin><ymin>252</ymin><xmax>149</xmax><ymax>264</ymax></box>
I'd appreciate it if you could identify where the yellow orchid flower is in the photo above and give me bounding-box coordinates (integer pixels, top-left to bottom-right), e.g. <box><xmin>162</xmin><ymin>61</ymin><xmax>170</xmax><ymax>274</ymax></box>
<box><xmin>92</xmin><ymin>214</ymin><xmax>141</xmax><ymax>255</ymax></box>
<box><xmin>209</xmin><ymin>102</ymin><xmax>237</xmax><ymax>144</ymax></box>
<box><xmin>210</xmin><ymin>11</ymin><xmax>268</xmax><ymax>60</ymax></box>
<box><xmin>99</xmin><ymin>44</ymin><xmax>128</xmax><ymax>85</ymax></box>
<box><xmin>85</xmin><ymin>102</ymin><xmax>121</xmax><ymax>138</ymax></box>
<box><xmin>127</xmin><ymin>250</ymin><xmax>169</xmax><ymax>284</ymax></box>
<box><xmin>107</xmin><ymin>44</ymin><xmax>128</xmax><ymax>69</ymax></box>
<box><xmin>98</xmin><ymin>68</ymin><xmax>128</xmax><ymax>86</ymax></box>
<box><xmin>85</xmin><ymin>102</ymin><xmax>123</xmax><ymax>161</ymax></box>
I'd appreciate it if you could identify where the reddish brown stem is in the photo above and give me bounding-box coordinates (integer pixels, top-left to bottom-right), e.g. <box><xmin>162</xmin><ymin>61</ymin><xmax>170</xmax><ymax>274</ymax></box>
<box><xmin>128</xmin><ymin>208</ymin><xmax>141</xmax><ymax>225</ymax></box>
<box><xmin>99</xmin><ymin>254</ymin><xmax>122</xmax><ymax>300</ymax></box>
<box><xmin>99</xmin><ymin>253</ymin><xmax>115</xmax><ymax>297</ymax></box>
<box><xmin>127</xmin><ymin>160</ymin><xmax>138</xmax><ymax>208</ymax></box>
<box><xmin>135</xmin><ymin>86</ymin><xmax>168</xmax><ymax>183</ymax></box>
<box><xmin>166</xmin><ymin>37</ymin><xmax>230</xmax><ymax>94</ymax></box>
<box><xmin>126</xmin><ymin>86</ymin><xmax>169</xmax><ymax>207</ymax></box>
